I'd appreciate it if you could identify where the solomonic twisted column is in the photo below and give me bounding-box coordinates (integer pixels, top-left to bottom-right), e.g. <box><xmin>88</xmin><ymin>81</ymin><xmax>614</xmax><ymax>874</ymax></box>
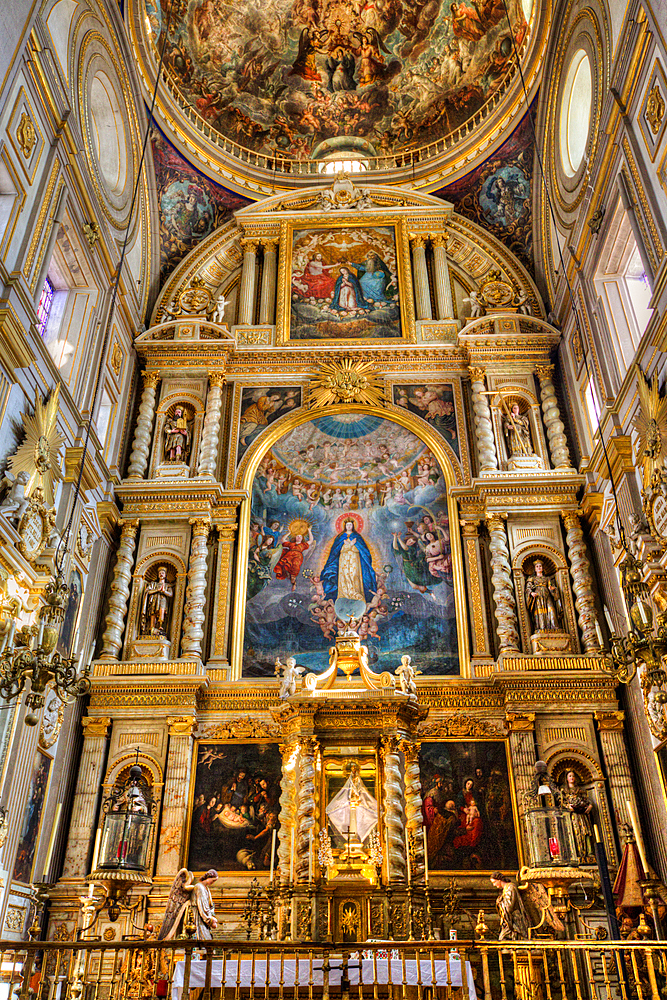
<box><xmin>401</xmin><ymin>740</ymin><xmax>425</xmax><ymax>879</ymax></box>
<box><xmin>278</xmin><ymin>741</ymin><xmax>298</xmax><ymax>886</ymax></box>
<box><xmin>181</xmin><ymin>519</ymin><xmax>211</xmax><ymax>659</ymax></box>
<box><xmin>197</xmin><ymin>372</ymin><xmax>225</xmax><ymax>478</ymax></box>
<box><xmin>99</xmin><ymin>520</ymin><xmax>139</xmax><ymax>659</ymax></box>
<box><xmin>381</xmin><ymin>736</ymin><xmax>406</xmax><ymax>882</ymax></box>
<box><xmin>238</xmin><ymin>239</ymin><xmax>259</xmax><ymax>325</ymax></box>
<box><xmin>296</xmin><ymin>738</ymin><xmax>318</xmax><ymax>883</ymax></box>
<box><xmin>562</xmin><ymin>510</ymin><xmax>601</xmax><ymax>653</ymax></box>
<box><xmin>127</xmin><ymin>372</ymin><xmax>159</xmax><ymax>479</ymax></box>
<box><xmin>486</xmin><ymin>514</ymin><xmax>520</xmax><ymax>651</ymax></box>
<box><xmin>469</xmin><ymin>368</ymin><xmax>499</xmax><ymax>474</ymax></box>
<box><xmin>535</xmin><ymin>364</ymin><xmax>573</xmax><ymax>469</ymax></box>
<box><xmin>410</xmin><ymin>235</ymin><xmax>433</xmax><ymax>321</ymax></box>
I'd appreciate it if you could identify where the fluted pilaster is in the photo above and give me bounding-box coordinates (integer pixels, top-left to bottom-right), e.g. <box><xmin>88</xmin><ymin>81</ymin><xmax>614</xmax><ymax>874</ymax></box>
<box><xmin>562</xmin><ymin>510</ymin><xmax>601</xmax><ymax>653</ymax></box>
<box><xmin>238</xmin><ymin>239</ymin><xmax>259</xmax><ymax>325</ymax></box>
<box><xmin>431</xmin><ymin>234</ymin><xmax>453</xmax><ymax>319</ymax></box>
<box><xmin>259</xmin><ymin>240</ymin><xmax>278</xmax><ymax>325</ymax></box>
<box><xmin>381</xmin><ymin>736</ymin><xmax>406</xmax><ymax>882</ymax></box>
<box><xmin>127</xmin><ymin>372</ymin><xmax>159</xmax><ymax>479</ymax></box>
<box><xmin>99</xmin><ymin>520</ymin><xmax>139</xmax><ymax>659</ymax></box>
<box><xmin>157</xmin><ymin>716</ymin><xmax>197</xmax><ymax>876</ymax></box>
<box><xmin>487</xmin><ymin>514</ymin><xmax>520</xmax><ymax>651</ymax></box>
<box><xmin>197</xmin><ymin>372</ymin><xmax>225</xmax><ymax>478</ymax></box>
<box><xmin>296</xmin><ymin>738</ymin><xmax>318</xmax><ymax>883</ymax></box>
<box><xmin>469</xmin><ymin>367</ymin><xmax>499</xmax><ymax>473</ymax></box>
<box><xmin>181</xmin><ymin>519</ymin><xmax>211</xmax><ymax>659</ymax></box>
<box><xmin>536</xmin><ymin>364</ymin><xmax>573</xmax><ymax>470</ymax></box>
<box><xmin>62</xmin><ymin>717</ymin><xmax>111</xmax><ymax>876</ymax></box>
<box><xmin>410</xmin><ymin>235</ymin><xmax>432</xmax><ymax>321</ymax></box>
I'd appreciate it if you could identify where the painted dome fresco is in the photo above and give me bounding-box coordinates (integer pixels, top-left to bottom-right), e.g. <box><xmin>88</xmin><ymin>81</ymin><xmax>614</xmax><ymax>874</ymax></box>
<box><xmin>132</xmin><ymin>0</ymin><xmax>545</xmax><ymax>190</ymax></box>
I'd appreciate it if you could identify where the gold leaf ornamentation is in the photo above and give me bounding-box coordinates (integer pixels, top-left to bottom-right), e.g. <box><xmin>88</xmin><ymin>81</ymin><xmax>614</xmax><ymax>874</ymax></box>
<box><xmin>646</xmin><ymin>84</ymin><xmax>666</xmax><ymax>135</ymax></box>
<box><xmin>8</xmin><ymin>385</ymin><xmax>64</xmax><ymax>509</ymax></box>
<box><xmin>308</xmin><ymin>357</ymin><xmax>385</xmax><ymax>408</ymax></box>
<box><xmin>203</xmin><ymin>718</ymin><xmax>281</xmax><ymax>740</ymax></box>
<box><xmin>418</xmin><ymin>715</ymin><xmax>505</xmax><ymax>738</ymax></box>
<box><xmin>16</xmin><ymin>112</ymin><xmax>36</xmax><ymax>157</ymax></box>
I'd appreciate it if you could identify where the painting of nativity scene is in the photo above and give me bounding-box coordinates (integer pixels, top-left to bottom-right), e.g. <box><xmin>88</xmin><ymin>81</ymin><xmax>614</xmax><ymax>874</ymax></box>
<box><xmin>290</xmin><ymin>227</ymin><xmax>401</xmax><ymax>340</ymax></box>
<box><xmin>420</xmin><ymin>741</ymin><xmax>519</xmax><ymax>871</ymax></box>
<box><xmin>243</xmin><ymin>413</ymin><xmax>459</xmax><ymax>677</ymax></box>
<box><xmin>187</xmin><ymin>743</ymin><xmax>282</xmax><ymax>873</ymax></box>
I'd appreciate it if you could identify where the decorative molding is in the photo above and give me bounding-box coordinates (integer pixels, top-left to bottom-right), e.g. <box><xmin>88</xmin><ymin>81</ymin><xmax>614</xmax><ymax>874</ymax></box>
<box><xmin>308</xmin><ymin>358</ymin><xmax>385</xmax><ymax>408</ymax></box>
<box><xmin>202</xmin><ymin>718</ymin><xmax>281</xmax><ymax>740</ymax></box>
<box><xmin>418</xmin><ymin>715</ymin><xmax>505</xmax><ymax>738</ymax></box>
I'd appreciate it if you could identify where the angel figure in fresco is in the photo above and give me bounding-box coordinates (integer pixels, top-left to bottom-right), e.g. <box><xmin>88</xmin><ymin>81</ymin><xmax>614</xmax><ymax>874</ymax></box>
<box><xmin>157</xmin><ymin>869</ymin><xmax>219</xmax><ymax>940</ymax></box>
<box><xmin>289</xmin><ymin>25</ymin><xmax>328</xmax><ymax>81</ymax></box>
<box><xmin>274</xmin><ymin>525</ymin><xmax>315</xmax><ymax>590</ymax></box>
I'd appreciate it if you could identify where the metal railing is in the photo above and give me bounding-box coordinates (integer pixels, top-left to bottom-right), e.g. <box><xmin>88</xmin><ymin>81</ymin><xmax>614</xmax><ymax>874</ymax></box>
<box><xmin>3</xmin><ymin>938</ymin><xmax>667</xmax><ymax>1000</ymax></box>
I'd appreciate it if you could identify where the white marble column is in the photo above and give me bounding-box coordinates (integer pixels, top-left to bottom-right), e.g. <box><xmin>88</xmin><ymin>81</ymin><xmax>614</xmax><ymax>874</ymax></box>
<box><xmin>99</xmin><ymin>520</ymin><xmax>139</xmax><ymax>660</ymax></box>
<box><xmin>62</xmin><ymin>717</ymin><xmax>111</xmax><ymax>876</ymax></box>
<box><xmin>562</xmin><ymin>510</ymin><xmax>602</xmax><ymax>653</ymax></box>
<box><xmin>296</xmin><ymin>738</ymin><xmax>318</xmax><ymax>883</ymax></box>
<box><xmin>487</xmin><ymin>514</ymin><xmax>520</xmax><ymax>652</ymax></box>
<box><xmin>259</xmin><ymin>239</ymin><xmax>278</xmax><ymax>325</ymax></box>
<box><xmin>410</xmin><ymin>235</ymin><xmax>432</xmax><ymax>321</ymax></box>
<box><xmin>156</xmin><ymin>716</ymin><xmax>197</xmax><ymax>876</ymax></box>
<box><xmin>127</xmin><ymin>372</ymin><xmax>160</xmax><ymax>479</ymax></box>
<box><xmin>402</xmin><ymin>740</ymin><xmax>425</xmax><ymax>880</ymax></box>
<box><xmin>535</xmin><ymin>364</ymin><xmax>573</xmax><ymax>470</ymax></box>
<box><xmin>238</xmin><ymin>239</ymin><xmax>259</xmax><ymax>325</ymax></box>
<box><xmin>197</xmin><ymin>372</ymin><xmax>225</xmax><ymax>478</ymax></box>
<box><xmin>381</xmin><ymin>735</ymin><xmax>406</xmax><ymax>882</ymax></box>
<box><xmin>181</xmin><ymin>519</ymin><xmax>211</xmax><ymax>659</ymax></box>
<box><xmin>431</xmin><ymin>234</ymin><xmax>454</xmax><ymax>319</ymax></box>
<box><xmin>470</xmin><ymin>367</ymin><xmax>499</xmax><ymax>473</ymax></box>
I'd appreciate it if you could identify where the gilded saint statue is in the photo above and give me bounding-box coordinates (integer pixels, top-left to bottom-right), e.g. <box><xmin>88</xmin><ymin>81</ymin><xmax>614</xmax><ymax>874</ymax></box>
<box><xmin>502</xmin><ymin>402</ymin><xmax>534</xmax><ymax>457</ymax></box>
<box><xmin>140</xmin><ymin>566</ymin><xmax>173</xmax><ymax>637</ymax></box>
<box><xmin>490</xmin><ymin>872</ymin><xmax>529</xmax><ymax>940</ymax></box>
<box><xmin>164</xmin><ymin>405</ymin><xmax>192</xmax><ymax>464</ymax></box>
<box><xmin>326</xmin><ymin>762</ymin><xmax>379</xmax><ymax>847</ymax></box>
<box><xmin>525</xmin><ymin>560</ymin><xmax>564</xmax><ymax>633</ymax></box>
<box><xmin>560</xmin><ymin>769</ymin><xmax>594</xmax><ymax>861</ymax></box>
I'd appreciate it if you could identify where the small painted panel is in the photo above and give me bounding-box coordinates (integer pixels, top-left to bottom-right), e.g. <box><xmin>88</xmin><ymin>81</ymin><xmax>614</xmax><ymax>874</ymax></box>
<box><xmin>57</xmin><ymin>569</ymin><xmax>83</xmax><ymax>657</ymax></box>
<box><xmin>243</xmin><ymin>413</ymin><xmax>459</xmax><ymax>676</ymax></box>
<box><xmin>420</xmin><ymin>740</ymin><xmax>519</xmax><ymax>872</ymax></box>
<box><xmin>12</xmin><ymin>750</ymin><xmax>52</xmax><ymax>883</ymax></box>
<box><xmin>393</xmin><ymin>383</ymin><xmax>459</xmax><ymax>458</ymax></box>
<box><xmin>237</xmin><ymin>386</ymin><xmax>302</xmax><ymax>463</ymax></box>
<box><xmin>187</xmin><ymin>742</ymin><xmax>282</xmax><ymax>873</ymax></box>
<box><xmin>290</xmin><ymin>226</ymin><xmax>401</xmax><ymax>340</ymax></box>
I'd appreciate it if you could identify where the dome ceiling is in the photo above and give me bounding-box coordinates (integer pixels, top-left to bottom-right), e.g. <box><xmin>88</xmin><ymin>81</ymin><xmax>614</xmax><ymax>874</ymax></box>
<box><xmin>133</xmin><ymin>0</ymin><xmax>546</xmax><ymax>191</ymax></box>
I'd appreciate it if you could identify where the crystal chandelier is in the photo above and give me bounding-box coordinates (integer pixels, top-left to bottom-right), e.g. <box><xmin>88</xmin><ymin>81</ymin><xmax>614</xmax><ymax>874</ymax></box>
<box><xmin>0</xmin><ymin>571</ymin><xmax>91</xmax><ymax>725</ymax></box>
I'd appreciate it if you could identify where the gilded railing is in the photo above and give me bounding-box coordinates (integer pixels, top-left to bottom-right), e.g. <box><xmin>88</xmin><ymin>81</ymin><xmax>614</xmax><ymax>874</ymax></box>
<box><xmin>4</xmin><ymin>938</ymin><xmax>667</xmax><ymax>1000</ymax></box>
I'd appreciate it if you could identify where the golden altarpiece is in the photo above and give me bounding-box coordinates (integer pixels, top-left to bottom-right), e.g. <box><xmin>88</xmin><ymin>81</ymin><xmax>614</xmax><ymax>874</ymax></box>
<box><xmin>48</xmin><ymin>177</ymin><xmax>638</xmax><ymax>945</ymax></box>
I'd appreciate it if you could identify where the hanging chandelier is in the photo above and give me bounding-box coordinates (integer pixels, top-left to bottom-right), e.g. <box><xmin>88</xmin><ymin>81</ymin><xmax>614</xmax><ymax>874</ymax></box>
<box><xmin>0</xmin><ymin>571</ymin><xmax>91</xmax><ymax>725</ymax></box>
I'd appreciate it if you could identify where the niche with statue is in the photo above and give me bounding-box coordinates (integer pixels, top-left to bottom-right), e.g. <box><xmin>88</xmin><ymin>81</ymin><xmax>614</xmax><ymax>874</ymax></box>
<box><xmin>150</xmin><ymin>392</ymin><xmax>205</xmax><ymax>479</ymax></box>
<box><xmin>491</xmin><ymin>390</ymin><xmax>548</xmax><ymax>472</ymax></box>
<box><xmin>513</xmin><ymin>551</ymin><xmax>577</xmax><ymax>655</ymax></box>
<box><xmin>124</xmin><ymin>558</ymin><xmax>186</xmax><ymax>661</ymax></box>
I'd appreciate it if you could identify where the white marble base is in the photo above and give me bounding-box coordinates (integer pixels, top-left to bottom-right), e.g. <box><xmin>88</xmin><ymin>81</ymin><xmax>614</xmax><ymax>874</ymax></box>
<box><xmin>530</xmin><ymin>629</ymin><xmax>573</xmax><ymax>655</ymax></box>
<box><xmin>506</xmin><ymin>454</ymin><xmax>545</xmax><ymax>471</ymax></box>
<box><xmin>130</xmin><ymin>636</ymin><xmax>170</xmax><ymax>660</ymax></box>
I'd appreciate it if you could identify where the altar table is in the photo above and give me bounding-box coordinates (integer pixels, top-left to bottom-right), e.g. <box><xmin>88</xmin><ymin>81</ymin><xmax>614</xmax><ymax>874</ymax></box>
<box><xmin>172</xmin><ymin>957</ymin><xmax>477</xmax><ymax>999</ymax></box>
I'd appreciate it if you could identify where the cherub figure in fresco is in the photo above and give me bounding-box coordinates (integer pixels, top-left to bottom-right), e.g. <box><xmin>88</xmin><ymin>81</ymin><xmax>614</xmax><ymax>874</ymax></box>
<box><xmin>274</xmin><ymin>526</ymin><xmax>315</xmax><ymax>590</ymax></box>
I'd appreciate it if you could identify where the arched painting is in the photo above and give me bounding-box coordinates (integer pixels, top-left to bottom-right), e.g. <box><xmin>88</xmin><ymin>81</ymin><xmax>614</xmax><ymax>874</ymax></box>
<box><xmin>243</xmin><ymin>413</ymin><xmax>459</xmax><ymax>676</ymax></box>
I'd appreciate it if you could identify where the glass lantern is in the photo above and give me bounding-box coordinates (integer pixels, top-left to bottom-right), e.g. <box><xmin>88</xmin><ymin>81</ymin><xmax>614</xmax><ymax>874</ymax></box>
<box><xmin>524</xmin><ymin>804</ymin><xmax>578</xmax><ymax>868</ymax></box>
<box><xmin>98</xmin><ymin>762</ymin><xmax>153</xmax><ymax>872</ymax></box>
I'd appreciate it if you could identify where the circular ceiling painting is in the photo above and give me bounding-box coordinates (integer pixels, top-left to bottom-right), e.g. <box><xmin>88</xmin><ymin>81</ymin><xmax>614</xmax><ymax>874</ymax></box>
<box><xmin>143</xmin><ymin>0</ymin><xmax>531</xmax><ymax>161</ymax></box>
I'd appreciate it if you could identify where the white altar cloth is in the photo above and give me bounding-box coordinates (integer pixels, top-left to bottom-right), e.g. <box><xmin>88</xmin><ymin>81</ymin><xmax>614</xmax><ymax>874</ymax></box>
<box><xmin>172</xmin><ymin>958</ymin><xmax>477</xmax><ymax>999</ymax></box>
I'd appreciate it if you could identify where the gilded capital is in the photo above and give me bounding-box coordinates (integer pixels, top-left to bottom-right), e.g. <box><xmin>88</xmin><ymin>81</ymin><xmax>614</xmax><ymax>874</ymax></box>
<box><xmin>409</xmin><ymin>234</ymin><xmax>427</xmax><ymax>250</ymax></box>
<box><xmin>561</xmin><ymin>510</ymin><xmax>581</xmax><ymax>530</ymax></box>
<box><xmin>82</xmin><ymin>716</ymin><xmax>111</xmax><ymax>738</ymax></box>
<box><xmin>486</xmin><ymin>513</ymin><xmax>507</xmax><ymax>531</ymax></box>
<box><xmin>262</xmin><ymin>238</ymin><xmax>279</xmax><ymax>251</ymax></box>
<box><xmin>460</xmin><ymin>520</ymin><xmax>481</xmax><ymax>537</ymax></box>
<box><xmin>189</xmin><ymin>517</ymin><xmax>211</xmax><ymax>537</ymax></box>
<box><xmin>594</xmin><ymin>710</ymin><xmax>625</xmax><ymax>731</ymax></box>
<box><xmin>167</xmin><ymin>715</ymin><xmax>197</xmax><ymax>737</ymax></box>
<box><xmin>240</xmin><ymin>238</ymin><xmax>260</xmax><ymax>254</ymax></box>
<box><xmin>468</xmin><ymin>367</ymin><xmax>487</xmax><ymax>383</ymax></box>
<box><xmin>430</xmin><ymin>233</ymin><xmax>448</xmax><ymax>249</ymax></box>
<box><xmin>208</xmin><ymin>371</ymin><xmax>227</xmax><ymax>389</ymax></box>
<box><xmin>505</xmin><ymin>712</ymin><xmax>535</xmax><ymax>732</ymax></box>
<box><xmin>535</xmin><ymin>364</ymin><xmax>555</xmax><ymax>382</ymax></box>
<box><xmin>120</xmin><ymin>519</ymin><xmax>140</xmax><ymax>538</ymax></box>
<box><xmin>141</xmin><ymin>371</ymin><xmax>160</xmax><ymax>389</ymax></box>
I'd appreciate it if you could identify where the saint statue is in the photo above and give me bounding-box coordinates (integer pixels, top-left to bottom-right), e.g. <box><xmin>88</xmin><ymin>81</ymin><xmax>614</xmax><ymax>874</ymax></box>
<box><xmin>525</xmin><ymin>560</ymin><xmax>564</xmax><ymax>633</ymax></box>
<box><xmin>321</xmin><ymin>518</ymin><xmax>377</xmax><ymax>614</ymax></box>
<box><xmin>560</xmin><ymin>770</ymin><xmax>594</xmax><ymax>861</ymax></box>
<box><xmin>490</xmin><ymin>872</ymin><xmax>529</xmax><ymax>940</ymax></box>
<box><xmin>158</xmin><ymin>869</ymin><xmax>219</xmax><ymax>940</ymax></box>
<box><xmin>140</xmin><ymin>566</ymin><xmax>173</xmax><ymax>637</ymax></box>
<box><xmin>502</xmin><ymin>402</ymin><xmax>534</xmax><ymax>457</ymax></box>
<box><xmin>164</xmin><ymin>406</ymin><xmax>192</xmax><ymax>463</ymax></box>
<box><xmin>326</xmin><ymin>762</ymin><xmax>378</xmax><ymax>847</ymax></box>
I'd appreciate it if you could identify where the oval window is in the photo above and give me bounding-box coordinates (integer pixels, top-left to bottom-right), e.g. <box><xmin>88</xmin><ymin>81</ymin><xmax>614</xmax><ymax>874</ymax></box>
<box><xmin>559</xmin><ymin>49</ymin><xmax>592</xmax><ymax>177</ymax></box>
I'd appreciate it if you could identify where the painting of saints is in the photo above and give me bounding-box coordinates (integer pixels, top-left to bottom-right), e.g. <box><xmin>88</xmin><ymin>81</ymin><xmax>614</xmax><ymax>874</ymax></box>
<box><xmin>321</xmin><ymin>516</ymin><xmax>377</xmax><ymax>618</ymax></box>
<box><xmin>237</xmin><ymin>387</ymin><xmax>302</xmax><ymax>461</ymax></box>
<box><xmin>293</xmin><ymin>254</ymin><xmax>337</xmax><ymax>301</ymax></box>
<box><xmin>351</xmin><ymin>252</ymin><xmax>393</xmax><ymax>303</ymax></box>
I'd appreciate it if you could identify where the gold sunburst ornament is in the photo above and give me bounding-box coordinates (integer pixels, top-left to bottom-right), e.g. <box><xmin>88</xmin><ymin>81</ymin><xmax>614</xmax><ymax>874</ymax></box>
<box><xmin>634</xmin><ymin>364</ymin><xmax>667</xmax><ymax>490</ymax></box>
<box><xmin>8</xmin><ymin>385</ymin><xmax>64</xmax><ymax>509</ymax></box>
<box><xmin>308</xmin><ymin>358</ymin><xmax>385</xmax><ymax>409</ymax></box>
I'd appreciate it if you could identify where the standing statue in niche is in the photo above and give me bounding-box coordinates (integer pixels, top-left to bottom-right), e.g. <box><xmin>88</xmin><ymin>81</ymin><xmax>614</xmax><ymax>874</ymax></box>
<box><xmin>560</xmin><ymin>770</ymin><xmax>594</xmax><ymax>861</ymax></box>
<box><xmin>525</xmin><ymin>561</ymin><xmax>564</xmax><ymax>633</ymax></box>
<box><xmin>140</xmin><ymin>566</ymin><xmax>173</xmax><ymax>637</ymax></box>
<box><xmin>164</xmin><ymin>406</ymin><xmax>192</xmax><ymax>464</ymax></box>
<box><xmin>502</xmin><ymin>402</ymin><xmax>534</xmax><ymax>457</ymax></box>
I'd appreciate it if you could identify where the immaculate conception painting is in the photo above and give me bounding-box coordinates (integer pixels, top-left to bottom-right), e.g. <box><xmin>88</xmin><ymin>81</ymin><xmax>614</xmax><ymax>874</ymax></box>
<box><xmin>188</xmin><ymin>742</ymin><xmax>282</xmax><ymax>873</ymax></box>
<box><xmin>420</xmin><ymin>741</ymin><xmax>519</xmax><ymax>872</ymax></box>
<box><xmin>243</xmin><ymin>414</ymin><xmax>459</xmax><ymax>676</ymax></box>
<box><xmin>290</xmin><ymin>227</ymin><xmax>401</xmax><ymax>340</ymax></box>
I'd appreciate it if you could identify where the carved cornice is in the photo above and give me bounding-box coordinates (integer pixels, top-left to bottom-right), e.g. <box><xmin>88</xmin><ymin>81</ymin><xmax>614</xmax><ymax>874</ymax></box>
<box><xmin>201</xmin><ymin>718</ymin><xmax>281</xmax><ymax>740</ymax></box>
<box><xmin>505</xmin><ymin>712</ymin><xmax>536</xmax><ymax>732</ymax></box>
<box><xmin>418</xmin><ymin>715</ymin><xmax>505</xmax><ymax>738</ymax></box>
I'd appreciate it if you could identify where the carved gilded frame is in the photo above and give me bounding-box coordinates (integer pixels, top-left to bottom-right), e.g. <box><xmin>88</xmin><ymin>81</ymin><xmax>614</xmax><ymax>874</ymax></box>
<box><xmin>231</xmin><ymin>403</ymin><xmax>470</xmax><ymax>679</ymax></box>
<box><xmin>418</xmin><ymin>735</ymin><xmax>524</xmax><ymax>874</ymax></box>
<box><xmin>276</xmin><ymin>216</ymin><xmax>415</xmax><ymax>345</ymax></box>
<box><xmin>318</xmin><ymin>746</ymin><xmax>382</xmax><ymax>873</ymax></box>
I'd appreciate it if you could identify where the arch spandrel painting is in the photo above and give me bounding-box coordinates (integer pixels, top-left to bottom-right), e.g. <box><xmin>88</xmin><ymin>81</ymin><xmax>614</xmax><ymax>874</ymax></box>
<box><xmin>243</xmin><ymin>414</ymin><xmax>459</xmax><ymax>677</ymax></box>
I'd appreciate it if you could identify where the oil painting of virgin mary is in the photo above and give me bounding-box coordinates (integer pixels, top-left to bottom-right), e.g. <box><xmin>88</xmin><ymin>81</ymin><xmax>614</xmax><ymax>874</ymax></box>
<box><xmin>321</xmin><ymin>515</ymin><xmax>377</xmax><ymax>619</ymax></box>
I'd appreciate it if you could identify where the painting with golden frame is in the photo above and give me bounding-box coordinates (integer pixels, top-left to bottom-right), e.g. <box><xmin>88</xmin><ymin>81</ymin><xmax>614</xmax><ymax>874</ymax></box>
<box><xmin>420</xmin><ymin>739</ymin><xmax>520</xmax><ymax>873</ymax></box>
<box><xmin>279</xmin><ymin>220</ymin><xmax>413</xmax><ymax>344</ymax></box>
<box><xmin>319</xmin><ymin>748</ymin><xmax>381</xmax><ymax>869</ymax></box>
<box><xmin>12</xmin><ymin>748</ymin><xmax>52</xmax><ymax>883</ymax></box>
<box><xmin>185</xmin><ymin>740</ymin><xmax>282</xmax><ymax>874</ymax></box>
